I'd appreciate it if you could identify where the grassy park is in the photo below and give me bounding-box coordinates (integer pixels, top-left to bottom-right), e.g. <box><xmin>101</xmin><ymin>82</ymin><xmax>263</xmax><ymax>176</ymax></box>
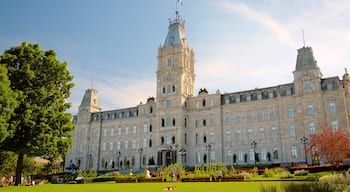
<box><xmin>0</xmin><ymin>182</ymin><xmax>283</xmax><ymax>192</ymax></box>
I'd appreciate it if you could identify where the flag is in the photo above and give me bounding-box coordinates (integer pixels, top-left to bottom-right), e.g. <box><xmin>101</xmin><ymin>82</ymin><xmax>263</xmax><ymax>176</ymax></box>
<box><xmin>177</xmin><ymin>0</ymin><xmax>184</xmax><ymax>6</ymax></box>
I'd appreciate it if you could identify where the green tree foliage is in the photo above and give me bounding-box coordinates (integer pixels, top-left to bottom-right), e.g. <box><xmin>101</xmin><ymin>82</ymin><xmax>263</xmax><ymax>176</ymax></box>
<box><xmin>0</xmin><ymin>65</ymin><xmax>18</xmax><ymax>143</ymax></box>
<box><xmin>0</xmin><ymin>42</ymin><xmax>75</xmax><ymax>185</ymax></box>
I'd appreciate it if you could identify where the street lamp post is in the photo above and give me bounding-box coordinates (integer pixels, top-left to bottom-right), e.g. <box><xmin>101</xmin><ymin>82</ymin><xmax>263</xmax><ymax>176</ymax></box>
<box><xmin>138</xmin><ymin>148</ymin><xmax>143</xmax><ymax>169</ymax></box>
<box><xmin>251</xmin><ymin>141</ymin><xmax>257</xmax><ymax>167</ymax></box>
<box><xmin>300</xmin><ymin>136</ymin><xmax>308</xmax><ymax>165</ymax></box>
<box><xmin>205</xmin><ymin>144</ymin><xmax>212</xmax><ymax>166</ymax></box>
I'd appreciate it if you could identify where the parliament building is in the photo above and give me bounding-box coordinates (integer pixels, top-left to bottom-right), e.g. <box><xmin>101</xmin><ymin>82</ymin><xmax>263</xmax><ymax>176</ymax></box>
<box><xmin>65</xmin><ymin>12</ymin><xmax>350</xmax><ymax>172</ymax></box>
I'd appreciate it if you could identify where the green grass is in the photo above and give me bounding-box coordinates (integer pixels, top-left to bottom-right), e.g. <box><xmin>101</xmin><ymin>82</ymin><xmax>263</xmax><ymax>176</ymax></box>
<box><xmin>0</xmin><ymin>182</ymin><xmax>284</xmax><ymax>192</ymax></box>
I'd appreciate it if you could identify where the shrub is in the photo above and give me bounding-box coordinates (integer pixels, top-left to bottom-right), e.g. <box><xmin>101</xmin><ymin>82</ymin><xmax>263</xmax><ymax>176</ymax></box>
<box><xmin>280</xmin><ymin>173</ymin><xmax>294</xmax><ymax>179</ymax></box>
<box><xmin>263</xmin><ymin>168</ymin><xmax>275</xmax><ymax>178</ymax></box>
<box><xmin>294</xmin><ymin>169</ymin><xmax>309</xmax><ymax>176</ymax></box>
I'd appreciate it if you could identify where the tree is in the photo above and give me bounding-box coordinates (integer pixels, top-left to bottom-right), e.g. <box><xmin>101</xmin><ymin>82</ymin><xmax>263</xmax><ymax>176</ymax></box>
<box><xmin>0</xmin><ymin>65</ymin><xmax>18</xmax><ymax>143</ymax></box>
<box><xmin>309</xmin><ymin>126</ymin><xmax>350</xmax><ymax>167</ymax></box>
<box><xmin>0</xmin><ymin>42</ymin><xmax>75</xmax><ymax>185</ymax></box>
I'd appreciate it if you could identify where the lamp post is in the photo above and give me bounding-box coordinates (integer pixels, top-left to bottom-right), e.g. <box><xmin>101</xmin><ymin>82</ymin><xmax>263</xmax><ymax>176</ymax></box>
<box><xmin>300</xmin><ymin>136</ymin><xmax>308</xmax><ymax>165</ymax></box>
<box><xmin>251</xmin><ymin>141</ymin><xmax>257</xmax><ymax>167</ymax></box>
<box><xmin>205</xmin><ymin>144</ymin><xmax>212</xmax><ymax>166</ymax></box>
<box><xmin>138</xmin><ymin>148</ymin><xmax>143</xmax><ymax>169</ymax></box>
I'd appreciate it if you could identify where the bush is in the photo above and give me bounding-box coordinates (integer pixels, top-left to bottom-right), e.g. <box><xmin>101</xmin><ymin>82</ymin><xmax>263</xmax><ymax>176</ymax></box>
<box><xmin>294</xmin><ymin>169</ymin><xmax>309</xmax><ymax>176</ymax></box>
<box><xmin>280</xmin><ymin>173</ymin><xmax>294</xmax><ymax>179</ymax></box>
<box><xmin>263</xmin><ymin>168</ymin><xmax>275</xmax><ymax>177</ymax></box>
<box><xmin>90</xmin><ymin>176</ymin><xmax>116</xmax><ymax>183</ymax></box>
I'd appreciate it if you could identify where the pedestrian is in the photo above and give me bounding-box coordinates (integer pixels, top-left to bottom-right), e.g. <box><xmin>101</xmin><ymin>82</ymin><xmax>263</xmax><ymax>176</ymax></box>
<box><xmin>218</xmin><ymin>170</ymin><xmax>223</xmax><ymax>182</ymax></box>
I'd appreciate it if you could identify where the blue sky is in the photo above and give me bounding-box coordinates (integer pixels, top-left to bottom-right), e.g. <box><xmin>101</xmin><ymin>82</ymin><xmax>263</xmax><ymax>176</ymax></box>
<box><xmin>1</xmin><ymin>0</ymin><xmax>350</xmax><ymax>113</ymax></box>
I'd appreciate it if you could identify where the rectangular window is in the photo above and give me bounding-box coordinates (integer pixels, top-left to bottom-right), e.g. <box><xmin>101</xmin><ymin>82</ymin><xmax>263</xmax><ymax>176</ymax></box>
<box><xmin>132</xmin><ymin>126</ymin><xmax>137</xmax><ymax>134</ymax></box>
<box><xmin>259</xmin><ymin>128</ymin><xmax>265</xmax><ymax>140</ymax></box>
<box><xmin>289</xmin><ymin>124</ymin><xmax>295</xmax><ymax>137</ymax></box>
<box><xmin>124</xmin><ymin>141</ymin><xmax>128</xmax><ymax>149</ymax></box>
<box><xmin>196</xmin><ymin>151</ymin><xmax>201</xmax><ymax>164</ymax></box>
<box><xmin>227</xmin><ymin>150</ymin><xmax>233</xmax><ymax>162</ymax></box>
<box><xmin>165</xmin><ymin>134</ymin><xmax>170</xmax><ymax>145</ymax></box>
<box><xmin>248</xmin><ymin>129</ymin><xmax>253</xmax><ymax>140</ymax></box>
<box><xmin>287</xmin><ymin>107</ymin><xmax>294</xmax><ymax>118</ymax></box>
<box><xmin>258</xmin><ymin>111</ymin><xmax>264</xmax><ymax>121</ymax></box>
<box><xmin>166</xmin><ymin>117</ymin><xmax>171</xmax><ymax>127</ymax></box>
<box><xmin>209</xmin><ymin>118</ymin><xmax>215</xmax><ymax>126</ymax></box>
<box><xmin>116</xmin><ymin>141</ymin><xmax>121</xmax><ymax>150</ymax></box>
<box><xmin>110</xmin><ymin>129</ymin><xmax>114</xmax><ymax>136</ymax></box>
<box><xmin>307</xmin><ymin>105</ymin><xmax>314</xmax><ymax>115</ymax></box>
<box><xmin>247</xmin><ymin>113</ymin><xmax>253</xmax><ymax>123</ymax></box>
<box><xmin>236</xmin><ymin>114</ymin><xmax>241</xmax><ymax>124</ymax></box>
<box><xmin>195</xmin><ymin>119</ymin><xmax>200</xmax><ymax>128</ymax></box>
<box><xmin>332</xmin><ymin>120</ymin><xmax>338</xmax><ymax>132</ymax></box>
<box><xmin>269</xmin><ymin>111</ymin><xmax>275</xmax><ymax>121</ymax></box>
<box><xmin>261</xmin><ymin>148</ymin><xmax>266</xmax><ymax>161</ymax></box>
<box><xmin>166</xmin><ymin>100</ymin><xmax>171</xmax><ymax>107</ymax></box>
<box><xmin>210</xmin><ymin>132</ymin><xmax>215</xmax><ymax>143</ymax></box>
<box><xmin>102</xmin><ymin>143</ymin><xmax>106</xmax><ymax>151</ymax></box>
<box><xmin>109</xmin><ymin>142</ymin><xmax>113</xmax><ymax>151</ymax></box>
<box><xmin>143</xmin><ymin>124</ymin><xmax>148</xmax><ymax>133</ymax></box>
<box><xmin>249</xmin><ymin>149</ymin><xmax>254</xmax><ymax>161</ymax></box>
<box><xmin>271</xmin><ymin>127</ymin><xmax>277</xmax><ymax>140</ymax></box>
<box><xmin>143</xmin><ymin>138</ymin><xmax>147</xmax><ymax>148</ymax></box>
<box><xmin>103</xmin><ymin>129</ymin><xmax>107</xmax><ymax>137</ymax></box>
<box><xmin>224</xmin><ymin>115</ymin><xmax>231</xmax><ymax>124</ymax></box>
<box><xmin>226</xmin><ymin>131</ymin><xmax>231</xmax><ymax>144</ymax></box>
<box><xmin>125</xmin><ymin>127</ymin><xmax>129</xmax><ymax>135</ymax></box>
<box><xmin>117</xmin><ymin>128</ymin><xmax>122</xmax><ymax>136</ymax></box>
<box><xmin>309</xmin><ymin>122</ymin><xmax>315</xmax><ymax>134</ymax></box>
<box><xmin>329</xmin><ymin>102</ymin><xmax>336</xmax><ymax>113</ymax></box>
<box><xmin>238</xmin><ymin>150</ymin><xmax>243</xmax><ymax>161</ymax></box>
<box><xmin>237</xmin><ymin>130</ymin><xmax>242</xmax><ymax>141</ymax></box>
<box><xmin>209</xmin><ymin>99</ymin><xmax>214</xmax><ymax>107</ymax></box>
<box><xmin>91</xmin><ymin>143</ymin><xmax>95</xmax><ymax>152</ymax></box>
<box><xmin>210</xmin><ymin>151</ymin><xmax>216</xmax><ymax>162</ymax></box>
<box><xmin>291</xmin><ymin>146</ymin><xmax>297</xmax><ymax>159</ymax></box>
<box><xmin>132</xmin><ymin>140</ymin><xmax>136</xmax><ymax>149</ymax></box>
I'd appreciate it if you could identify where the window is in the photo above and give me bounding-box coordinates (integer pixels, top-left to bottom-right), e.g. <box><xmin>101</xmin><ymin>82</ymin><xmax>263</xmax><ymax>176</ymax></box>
<box><xmin>332</xmin><ymin>120</ymin><xmax>338</xmax><ymax>132</ymax></box>
<box><xmin>132</xmin><ymin>140</ymin><xmax>136</xmax><ymax>149</ymax></box>
<box><xmin>273</xmin><ymin>148</ymin><xmax>279</xmax><ymax>160</ymax></box>
<box><xmin>249</xmin><ymin>149</ymin><xmax>254</xmax><ymax>161</ymax></box>
<box><xmin>237</xmin><ymin>130</ymin><xmax>242</xmax><ymax>141</ymax></box>
<box><xmin>124</xmin><ymin>141</ymin><xmax>128</xmax><ymax>149</ymax></box>
<box><xmin>327</xmin><ymin>83</ymin><xmax>333</xmax><ymax>90</ymax></box>
<box><xmin>227</xmin><ymin>150</ymin><xmax>233</xmax><ymax>162</ymax></box>
<box><xmin>238</xmin><ymin>150</ymin><xmax>243</xmax><ymax>161</ymax></box>
<box><xmin>226</xmin><ymin>131</ymin><xmax>231</xmax><ymax>143</ymax></box>
<box><xmin>161</xmin><ymin>118</ymin><xmax>165</xmax><ymax>127</ymax></box>
<box><xmin>209</xmin><ymin>99</ymin><xmax>214</xmax><ymax>107</ymax></box>
<box><xmin>247</xmin><ymin>113</ymin><xmax>253</xmax><ymax>123</ymax></box>
<box><xmin>236</xmin><ymin>114</ymin><xmax>241</xmax><ymax>124</ymax></box>
<box><xmin>261</xmin><ymin>148</ymin><xmax>266</xmax><ymax>161</ymax></box>
<box><xmin>307</xmin><ymin>105</ymin><xmax>314</xmax><ymax>115</ymax></box>
<box><xmin>117</xmin><ymin>128</ymin><xmax>121</xmax><ymax>135</ymax></box>
<box><xmin>329</xmin><ymin>102</ymin><xmax>336</xmax><ymax>113</ymax></box>
<box><xmin>166</xmin><ymin>100</ymin><xmax>171</xmax><ymax>107</ymax></box>
<box><xmin>210</xmin><ymin>132</ymin><xmax>215</xmax><ymax>143</ymax></box>
<box><xmin>248</xmin><ymin>129</ymin><xmax>253</xmax><ymax>140</ymax></box>
<box><xmin>143</xmin><ymin>124</ymin><xmax>148</xmax><ymax>133</ymax></box>
<box><xmin>259</xmin><ymin>128</ymin><xmax>265</xmax><ymax>140</ymax></box>
<box><xmin>167</xmin><ymin>58</ymin><xmax>172</xmax><ymax>66</ymax></box>
<box><xmin>209</xmin><ymin>118</ymin><xmax>215</xmax><ymax>126</ymax></box>
<box><xmin>79</xmin><ymin>144</ymin><xmax>83</xmax><ymax>153</ymax></box>
<box><xmin>102</xmin><ymin>143</ymin><xmax>106</xmax><ymax>151</ymax></box>
<box><xmin>304</xmin><ymin>80</ymin><xmax>310</xmax><ymax>88</ymax></box>
<box><xmin>109</xmin><ymin>142</ymin><xmax>113</xmax><ymax>151</ymax></box>
<box><xmin>195</xmin><ymin>134</ymin><xmax>199</xmax><ymax>144</ymax></box>
<box><xmin>269</xmin><ymin>111</ymin><xmax>276</xmax><ymax>121</ymax></box>
<box><xmin>196</xmin><ymin>152</ymin><xmax>201</xmax><ymax>164</ymax></box>
<box><xmin>202</xmin><ymin>99</ymin><xmax>206</xmax><ymax>107</ymax></box>
<box><xmin>309</xmin><ymin>122</ymin><xmax>315</xmax><ymax>134</ymax></box>
<box><xmin>167</xmin><ymin>85</ymin><xmax>171</xmax><ymax>93</ymax></box>
<box><xmin>132</xmin><ymin>126</ymin><xmax>136</xmax><ymax>134</ymax></box>
<box><xmin>172</xmin><ymin>118</ymin><xmax>176</xmax><ymax>126</ymax></box>
<box><xmin>195</xmin><ymin>119</ymin><xmax>200</xmax><ymax>128</ymax></box>
<box><xmin>116</xmin><ymin>141</ymin><xmax>121</xmax><ymax>150</ymax></box>
<box><xmin>287</xmin><ymin>107</ymin><xmax>294</xmax><ymax>118</ymax></box>
<box><xmin>224</xmin><ymin>115</ymin><xmax>230</xmax><ymax>124</ymax></box>
<box><xmin>166</xmin><ymin>117</ymin><xmax>171</xmax><ymax>127</ymax></box>
<box><xmin>103</xmin><ymin>129</ymin><xmax>107</xmax><ymax>137</ymax></box>
<box><xmin>110</xmin><ymin>129</ymin><xmax>114</xmax><ymax>136</ymax></box>
<box><xmin>210</xmin><ymin>151</ymin><xmax>216</xmax><ymax>162</ymax></box>
<box><xmin>203</xmin><ymin>135</ymin><xmax>207</xmax><ymax>143</ymax></box>
<box><xmin>203</xmin><ymin>119</ymin><xmax>206</xmax><ymax>127</ymax></box>
<box><xmin>91</xmin><ymin>143</ymin><xmax>95</xmax><ymax>152</ymax></box>
<box><xmin>291</xmin><ymin>146</ymin><xmax>297</xmax><ymax>159</ymax></box>
<box><xmin>172</xmin><ymin>85</ymin><xmax>175</xmax><ymax>92</ymax></box>
<box><xmin>271</xmin><ymin>127</ymin><xmax>277</xmax><ymax>140</ymax></box>
<box><xmin>258</xmin><ymin>111</ymin><xmax>264</xmax><ymax>121</ymax></box>
<box><xmin>165</xmin><ymin>134</ymin><xmax>170</xmax><ymax>145</ymax></box>
<box><xmin>289</xmin><ymin>124</ymin><xmax>295</xmax><ymax>137</ymax></box>
<box><xmin>125</xmin><ymin>127</ymin><xmax>129</xmax><ymax>135</ymax></box>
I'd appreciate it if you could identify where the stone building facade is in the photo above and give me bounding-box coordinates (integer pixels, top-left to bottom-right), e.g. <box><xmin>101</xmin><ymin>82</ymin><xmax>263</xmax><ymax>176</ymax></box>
<box><xmin>65</xmin><ymin>13</ymin><xmax>350</xmax><ymax>172</ymax></box>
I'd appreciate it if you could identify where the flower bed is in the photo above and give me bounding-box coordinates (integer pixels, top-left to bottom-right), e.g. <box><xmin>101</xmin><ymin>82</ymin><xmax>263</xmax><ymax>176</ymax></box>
<box><xmin>222</xmin><ymin>175</ymin><xmax>246</xmax><ymax>182</ymax></box>
<box><xmin>137</xmin><ymin>178</ymin><xmax>164</xmax><ymax>183</ymax></box>
<box><xmin>181</xmin><ymin>177</ymin><xmax>212</xmax><ymax>182</ymax></box>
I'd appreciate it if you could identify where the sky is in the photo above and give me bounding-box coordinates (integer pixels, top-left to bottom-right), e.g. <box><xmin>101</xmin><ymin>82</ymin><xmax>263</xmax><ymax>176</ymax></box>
<box><xmin>1</xmin><ymin>0</ymin><xmax>350</xmax><ymax>114</ymax></box>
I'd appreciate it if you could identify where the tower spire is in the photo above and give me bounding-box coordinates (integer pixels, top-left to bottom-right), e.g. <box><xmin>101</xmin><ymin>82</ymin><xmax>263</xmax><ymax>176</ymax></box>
<box><xmin>302</xmin><ymin>29</ymin><xmax>306</xmax><ymax>47</ymax></box>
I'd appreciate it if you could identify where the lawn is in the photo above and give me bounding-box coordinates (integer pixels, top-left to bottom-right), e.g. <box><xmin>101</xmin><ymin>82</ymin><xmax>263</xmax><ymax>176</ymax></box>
<box><xmin>0</xmin><ymin>182</ymin><xmax>283</xmax><ymax>192</ymax></box>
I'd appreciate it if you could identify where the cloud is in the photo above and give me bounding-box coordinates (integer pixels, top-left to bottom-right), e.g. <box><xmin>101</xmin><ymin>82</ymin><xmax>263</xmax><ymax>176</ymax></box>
<box><xmin>218</xmin><ymin>1</ymin><xmax>298</xmax><ymax>48</ymax></box>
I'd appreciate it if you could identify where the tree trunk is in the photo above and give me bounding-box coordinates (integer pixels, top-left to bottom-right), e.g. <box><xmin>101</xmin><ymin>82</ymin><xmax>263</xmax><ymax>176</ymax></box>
<box><xmin>15</xmin><ymin>152</ymin><xmax>24</xmax><ymax>185</ymax></box>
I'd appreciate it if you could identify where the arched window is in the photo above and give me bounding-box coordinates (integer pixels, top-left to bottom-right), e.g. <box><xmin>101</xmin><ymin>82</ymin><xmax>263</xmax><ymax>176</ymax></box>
<box><xmin>149</xmin><ymin>124</ymin><xmax>152</xmax><ymax>132</ymax></box>
<box><xmin>202</xmin><ymin>99</ymin><xmax>206</xmax><ymax>107</ymax></box>
<box><xmin>161</xmin><ymin>137</ymin><xmax>164</xmax><ymax>145</ymax></box>
<box><xmin>161</xmin><ymin>118</ymin><xmax>165</xmax><ymax>127</ymax></box>
<box><xmin>149</xmin><ymin>139</ymin><xmax>152</xmax><ymax>147</ymax></box>
<box><xmin>184</xmin><ymin>118</ymin><xmax>187</xmax><ymax>128</ymax></box>
<box><xmin>172</xmin><ymin>136</ymin><xmax>176</xmax><ymax>144</ymax></box>
<box><xmin>203</xmin><ymin>135</ymin><xmax>207</xmax><ymax>143</ymax></box>
<box><xmin>172</xmin><ymin>118</ymin><xmax>176</xmax><ymax>126</ymax></box>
